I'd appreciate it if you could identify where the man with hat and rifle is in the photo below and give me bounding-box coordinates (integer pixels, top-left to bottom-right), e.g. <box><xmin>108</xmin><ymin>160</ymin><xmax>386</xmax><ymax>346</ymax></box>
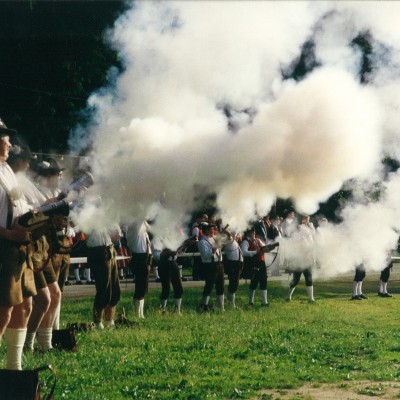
<box><xmin>6</xmin><ymin>139</ymin><xmax>62</xmax><ymax>352</ymax></box>
<box><xmin>23</xmin><ymin>156</ymin><xmax>71</xmax><ymax>351</ymax></box>
<box><xmin>0</xmin><ymin>118</ymin><xmax>37</xmax><ymax>369</ymax></box>
<box><xmin>198</xmin><ymin>223</ymin><xmax>225</xmax><ymax>312</ymax></box>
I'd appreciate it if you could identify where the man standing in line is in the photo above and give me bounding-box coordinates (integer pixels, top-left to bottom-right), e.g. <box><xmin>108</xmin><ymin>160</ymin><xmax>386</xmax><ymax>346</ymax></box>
<box><xmin>287</xmin><ymin>215</ymin><xmax>316</xmax><ymax>303</ymax></box>
<box><xmin>87</xmin><ymin>228</ymin><xmax>121</xmax><ymax>329</ymax></box>
<box><xmin>23</xmin><ymin>158</ymin><xmax>65</xmax><ymax>351</ymax></box>
<box><xmin>128</xmin><ymin>220</ymin><xmax>153</xmax><ymax>319</ymax></box>
<box><xmin>6</xmin><ymin>136</ymin><xmax>54</xmax><ymax>352</ymax></box>
<box><xmin>0</xmin><ymin>119</ymin><xmax>36</xmax><ymax>369</ymax></box>
<box><xmin>223</xmin><ymin>229</ymin><xmax>243</xmax><ymax>309</ymax></box>
<box><xmin>198</xmin><ymin>223</ymin><xmax>225</xmax><ymax>312</ymax></box>
<box><xmin>378</xmin><ymin>256</ymin><xmax>393</xmax><ymax>298</ymax></box>
<box><xmin>241</xmin><ymin>227</ymin><xmax>269</xmax><ymax>307</ymax></box>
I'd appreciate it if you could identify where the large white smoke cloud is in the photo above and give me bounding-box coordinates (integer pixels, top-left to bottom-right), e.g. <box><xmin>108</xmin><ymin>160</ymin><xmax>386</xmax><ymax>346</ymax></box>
<box><xmin>70</xmin><ymin>1</ymin><xmax>400</xmax><ymax>275</ymax></box>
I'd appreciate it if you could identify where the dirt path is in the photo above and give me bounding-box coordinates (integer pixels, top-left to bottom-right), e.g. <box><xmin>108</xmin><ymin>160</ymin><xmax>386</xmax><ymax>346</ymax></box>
<box><xmin>257</xmin><ymin>380</ymin><xmax>400</xmax><ymax>399</ymax></box>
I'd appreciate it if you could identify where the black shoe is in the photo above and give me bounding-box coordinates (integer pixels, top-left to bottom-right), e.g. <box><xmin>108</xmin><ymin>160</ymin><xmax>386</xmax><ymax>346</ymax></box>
<box><xmin>75</xmin><ymin>280</ymin><xmax>83</xmax><ymax>285</ymax></box>
<box><xmin>87</xmin><ymin>280</ymin><xmax>95</xmax><ymax>285</ymax></box>
<box><xmin>381</xmin><ymin>292</ymin><xmax>393</xmax><ymax>298</ymax></box>
<box><xmin>261</xmin><ymin>303</ymin><xmax>269</xmax><ymax>308</ymax></box>
<box><xmin>359</xmin><ymin>294</ymin><xmax>368</xmax><ymax>299</ymax></box>
<box><xmin>248</xmin><ymin>302</ymin><xmax>254</xmax><ymax>307</ymax></box>
<box><xmin>115</xmin><ymin>313</ymin><xmax>138</xmax><ymax>328</ymax></box>
<box><xmin>64</xmin><ymin>281</ymin><xmax>71</xmax><ymax>286</ymax></box>
<box><xmin>155</xmin><ymin>278</ymin><xmax>161</xmax><ymax>283</ymax></box>
<box><xmin>351</xmin><ymin>295</ymin><xmax>362</xmax><ymax>300</ymax></box>
<box><xmin>181</xmin><ymin>277</ymin><xmax>188</xmax><ymax>282</ymax></box>
<box><xmin>197</xmin><ymin>304</ymin><xmax>210</xmax><ymax>313</ymax></box>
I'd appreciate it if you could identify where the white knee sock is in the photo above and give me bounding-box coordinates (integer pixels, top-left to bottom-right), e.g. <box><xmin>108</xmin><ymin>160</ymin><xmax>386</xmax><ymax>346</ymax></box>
<box><xmin>6</xmin><ymin>328</ymin><xmax>27</xmax><ymax>370</ymax></box>
<box><xmin>306</xmin><ymin>285</ymin><xmax>314</xmax><ymax>301</ymax></box>
<box><xmin>160</xmin><ymin>299</ymin><xmax>167</xmax><ymax>311</ymax></box>
<box><xmin>261</xmin><ymin>290</ymin><xmax>268</xmax><ymax>305</ymax></box>
<box><xmin>135</xmin><ymin>300</ymin><xmax>141</xmax><ymax>318</ymax></box>
<box><xmin>249</xmin><ymin>290</ymin><xmax>255</xmax><ymax>304</ymax></box>
<box><xmin>217</xmin><ymin>295</ymin><xmax>225</xmax><ymax>311</ymax></box>
<box><xmin>174</xmin><ymin>298</ymin><xmax>182</xmax><ymax>315</ymax></box>
<box><xmin>227</xmin><ymin>292</ymin><xmax>236</xmax><ymax>308</ymax></box>
<box><xmin>53</xmin><ymin>302</ymin><xmax>61</xmax><ymax>330</ymax></box>
<box><xmin>139</xmin><ymin>299</ymin><xmax>145</xmax><ymax>319</ymax></box>
<box><xmin>357</xmin><ymin>281</ymin><xmax>363</xmax><ymax>295</ymax></box>
<box><xmin>203</xmin><ymin>295</ymin><xmax>210</xmax><ymax>306</ymax></box>
<box><xmin>352</xmin><ymin>281</ymin><xmax>358</xmax><ymax>296</ymax></box>
<box><xmin>95</xmin><ymin>322</ymin><xmax>104</xmax><ymax>330</ymax></box>
<box><xmin>85</xmin><ymin>268</ymin><xmax>91</xmax><ymax>282</ymax></box>
<box><xmin>103</xmin><ymin>320</ymin><xmax>115</xmax><ymax>329</ymax></box>
<box><xmin>37</xmin><ymin>327</ymin><xmax>53</xmax><ymax>351</ymax></box>
<box><xmin>24</xmin><ymin>332</ymin><xmax>36</xmax><ymax>351</ymax></box>
<box><xmin>288</xmin><ymin>287</ymin><xmax>296</xmax><ymax>300</ymax></box>
<box><xmin>74</xmin><ymin>269</ymin><xmax>81</xmax><ymax>282</ymax></box>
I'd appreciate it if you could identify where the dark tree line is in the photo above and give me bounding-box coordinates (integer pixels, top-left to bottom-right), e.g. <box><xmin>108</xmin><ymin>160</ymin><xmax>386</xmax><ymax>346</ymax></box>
<box><xmin>0</xmin><ymin>0</ymin><xmax>126</xmax><ymax>153</ymax></box>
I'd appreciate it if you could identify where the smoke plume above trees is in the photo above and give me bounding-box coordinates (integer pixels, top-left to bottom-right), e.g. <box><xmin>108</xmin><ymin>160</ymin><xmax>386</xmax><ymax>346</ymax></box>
<box><xmin>70</xmin><ymin>1</ymin><xmax>400</xmax><ymax>275</ymax></box>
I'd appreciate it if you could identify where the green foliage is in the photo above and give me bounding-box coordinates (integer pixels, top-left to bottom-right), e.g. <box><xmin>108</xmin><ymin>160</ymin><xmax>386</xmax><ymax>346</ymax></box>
<box><xmin>4</xmin><ymin>278</ymin><xmax>399</xmax><ymax>399</ymax></box>
<box><xmin>0</xmin><ymin>1</ymin><xmax>125</xmax><ymax>152</ymax></box>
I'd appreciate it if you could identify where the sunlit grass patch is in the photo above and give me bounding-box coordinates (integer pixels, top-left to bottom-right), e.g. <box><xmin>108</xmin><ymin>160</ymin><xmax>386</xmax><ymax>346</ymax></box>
<box><xmin>2</xmin><ymin>276</ymin><xmax>399</xmax><ymax>399</ymax></box>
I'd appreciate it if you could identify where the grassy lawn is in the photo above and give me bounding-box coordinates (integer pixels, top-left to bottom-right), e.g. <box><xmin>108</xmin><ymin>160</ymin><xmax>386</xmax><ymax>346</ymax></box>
<box><xmin>4</xmin><ymin>275</ymin><xmax>400</xmax><ymax>399</ymax></box>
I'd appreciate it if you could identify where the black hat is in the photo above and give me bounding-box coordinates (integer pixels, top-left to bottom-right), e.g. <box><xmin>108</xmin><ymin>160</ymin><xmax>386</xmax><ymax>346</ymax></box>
<box><xmin>201</xmin><ymin>222</ymin><xmax>216</xmax><ymax>232</ymax></box>
<box><xmin>8</xmin><ymin>135</ymin><xmax>36</xmax><ymax>162</ymax></box>
<box><xmin>8</xmin><ymin>145</ymin><xmax>36</xmax><ymax>165</ymax></box>
<box><xmin>0</xmin><ymin>118</ymin><xmax>17</xmax><ymax>137</ymax></box>
<box><xmin>37</xmin><ymin>157</ymin><xmax>65</xmax><ymax>176</ymax></box>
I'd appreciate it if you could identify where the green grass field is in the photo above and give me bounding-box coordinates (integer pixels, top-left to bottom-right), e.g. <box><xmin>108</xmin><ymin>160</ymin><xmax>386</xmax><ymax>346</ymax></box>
<box><xmin>4</xmin><ymin>275</ymin><xmax>400</xmax><ymax>399</ymax></box>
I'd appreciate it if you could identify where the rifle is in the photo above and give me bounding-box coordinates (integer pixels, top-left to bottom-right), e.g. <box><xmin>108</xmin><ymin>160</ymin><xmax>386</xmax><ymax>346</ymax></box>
<box><xmin>18</xmin><ymin>199</ymin><xmax>76</xmax><ymax>229</ymax></box>
<box><xmin>19</xmin><ymin>171</ymin><xmax>94</xmax><ymax>229</ymax></box>
<box><xmin>259</xmin><ymin>242</ymin><xmax>280</xmax><ymax>253</ymax></box>
<box><xmin>57</xmin><ymin>171</ymin><xmax>94</xmax><ymax>200</ymax></box>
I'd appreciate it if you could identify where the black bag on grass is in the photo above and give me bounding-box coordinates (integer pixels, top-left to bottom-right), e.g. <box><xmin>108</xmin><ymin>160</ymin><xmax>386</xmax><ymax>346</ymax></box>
<box><xmin>52</xmin><ymin>326</ymin><xmax>78</xmax><ymax>352</ymax></box>
<box><xmin>0</xmin><ymin>364</ymin><xmax>56</xmax><ymax>400</ymax></box>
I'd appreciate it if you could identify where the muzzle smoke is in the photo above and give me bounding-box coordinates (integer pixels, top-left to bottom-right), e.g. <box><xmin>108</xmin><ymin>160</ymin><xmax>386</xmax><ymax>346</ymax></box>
<box><xmin>70</xmin><ymin>1</ymin><xmax>400</xmax><ymax>274</ymax></box>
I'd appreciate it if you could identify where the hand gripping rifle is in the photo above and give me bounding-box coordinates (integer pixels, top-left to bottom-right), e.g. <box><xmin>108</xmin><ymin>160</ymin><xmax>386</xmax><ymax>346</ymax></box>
<box><xmin>19</xmin><ymin>171</ymin><xmax>95</xmax><ymax>229</ymax></box>
<box><xmin>18</xmin><ymin>199</ymin><xmax>78</xmax><ymax>229</ymax></box>
<box><xmin>260</xmin><ymin>242</ymin><xmax>280</xmax><ymax>253</ymax></box>
<box><xmin>57</xmin><ymin>171</ymin><xmax>94</xmax><ymax>200</ymax></box>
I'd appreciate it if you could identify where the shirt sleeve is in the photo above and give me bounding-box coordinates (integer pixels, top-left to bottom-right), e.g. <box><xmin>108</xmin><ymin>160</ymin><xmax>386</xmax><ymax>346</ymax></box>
<box><xmin>240</xmin><ymin>240</ymin><xmax>257</xmax><ymax>257</ymax></box>
<box><xmin>198</xmin><ymin>239</ymin><xmax>213</xmax><ymax>262</ymax></box>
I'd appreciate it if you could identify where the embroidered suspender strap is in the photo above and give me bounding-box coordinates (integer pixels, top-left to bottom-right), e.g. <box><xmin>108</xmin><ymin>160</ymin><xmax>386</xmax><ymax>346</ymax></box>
<box><xmin>145</xmin><ymin>233</ymin><xmax>153</xmax><ymax>256</ymax></box>
<box><xmin>0</xmin><ymin>174</ymin><xmax>15</xmax><ymax>229</ymax></box>
<box><xmin>237</xmin><ymin>244</ymin><xmax>244</xmax><ymax>262</ymax></box>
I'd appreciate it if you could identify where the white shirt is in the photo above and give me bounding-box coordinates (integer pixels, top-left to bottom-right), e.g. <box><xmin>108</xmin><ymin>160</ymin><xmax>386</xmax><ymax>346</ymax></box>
<box><xmin>0</xmin><ymin>162</ymin><xmax>29</xmax><ymax>228</ymax></box>
<box><xmin>86</xmin><ymin>229</ymin><xmax>113</xmax><ymax>248</ymax></box>
<box><xmin>198</xmin><ymin>236</ymin><xmax>222</xmax><ymax>263</ymax></box>
<box><xmin>281</xmin><ymin>218</ymin><xmax>297</xmax><ymax>238</ymax></box>
<box><xmin>15</xmin><ymin>172</ymin><xmax>46</xmax><ymax>208</ymax></box>
<box><xmin>127</xmin><ymin>220</ymin><xmax>152</xmax><ymax>254</ymax></box>
<box><xmin>240</xmin><ymin>238</ymin><xmax>259</xmax><ymax>258</ymax></box>
<box><xmin>224</xmin><ymin>238</ymin><xmax>243</xmax><ymax>261</ymax></box>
